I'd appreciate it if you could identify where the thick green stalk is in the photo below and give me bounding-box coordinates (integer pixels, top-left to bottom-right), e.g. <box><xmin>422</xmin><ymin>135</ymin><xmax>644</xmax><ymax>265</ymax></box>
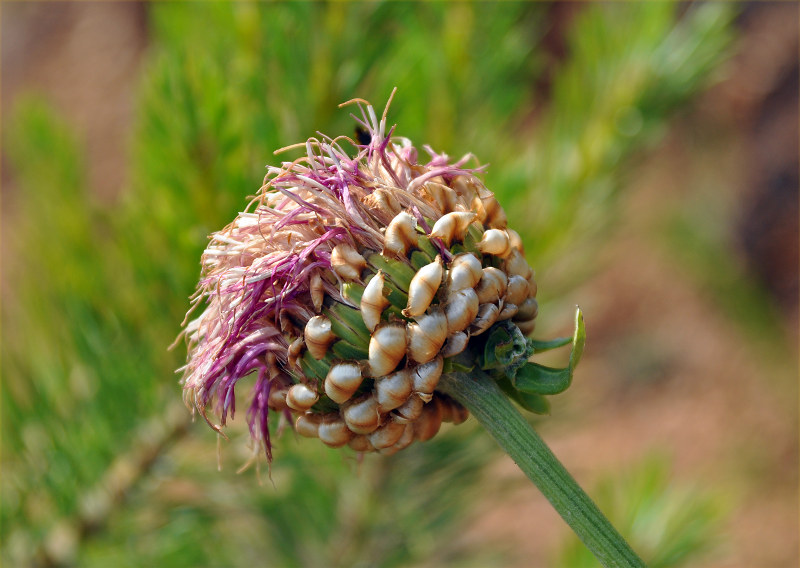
<box><xmin>438</xmin><ymin>370</ymin><xmax>646</xmax><ymax>568</ymax></box>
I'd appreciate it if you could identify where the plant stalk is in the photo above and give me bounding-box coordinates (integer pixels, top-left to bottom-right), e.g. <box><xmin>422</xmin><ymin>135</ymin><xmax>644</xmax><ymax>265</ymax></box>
<box><xmin>438</xmin><ymin>370</ymin><xmax>646</xmax><ymax>568</ymax></box>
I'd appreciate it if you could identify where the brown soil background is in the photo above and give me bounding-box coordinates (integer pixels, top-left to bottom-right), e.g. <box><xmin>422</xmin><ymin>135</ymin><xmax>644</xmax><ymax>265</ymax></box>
<box><xmin>3</xmin><ymin>3</ymin><xmax>797</xmax><ymax>567</ymax></box>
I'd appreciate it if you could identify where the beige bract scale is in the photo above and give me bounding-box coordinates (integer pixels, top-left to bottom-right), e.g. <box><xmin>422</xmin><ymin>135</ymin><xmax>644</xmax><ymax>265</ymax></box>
<box><xmin>178</xmin><ymin>93</ymin><xmax>537</xmax><ymax>461</ymax></box>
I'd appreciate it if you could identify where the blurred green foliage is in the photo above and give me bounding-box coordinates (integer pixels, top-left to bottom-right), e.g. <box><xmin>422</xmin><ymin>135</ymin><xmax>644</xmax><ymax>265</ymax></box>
<box><xmin>2</xmin><ymin>2</ymin><xmax>736</xmax><ymax>566</ymax></box>
<box><xmin>553</xmin><ymin>455</ymin><xmax>727</xmax><ymax>568</ymax></box>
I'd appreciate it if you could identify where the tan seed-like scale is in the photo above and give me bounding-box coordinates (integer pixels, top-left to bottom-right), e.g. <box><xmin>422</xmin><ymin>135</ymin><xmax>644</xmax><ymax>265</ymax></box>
<box><xmin>368</xmin><ymin>419</ymin><xmax>406</xmax><ymax>450</ymax></box>
<box><xmin>515</xmin><ymin>297</ymin><xmax>539</xmax><ymax>321</ymax></box>
<box><xmin>407</xmin><ymin>310</ymin><xmax>448</xmax><ymax>363</ymax></box>
<box><xmin>429</xmin><ymin>211</ymin><xmax>476</xmax><ymax>246</ymax></box>
<box><xmin>383</xmin><ymin>422</ymin><xmax>415</xmax><ymax>454</ymax></box>
<box><xmin>440</xmin><ymin>332</ymin><xmax>469</xmax><ymax>358</ymax></box>
<box><xmin>286</xmin><ymin>383</ymin><xmax>319</xmax><ymax>412</ymax></box>
<box><xmin>347</xmin><ymin>434</ymin><xmax>375</xmax><ymax>452</ymax></box>
<box><xmin>295</xmin><ymin>413</ymin><xmax>323</xmax><ymax>438</ymax></box>
<box><xmin>505</xmin><ymin>275</ymin><xmax>529</xmax><ymax>306</ymax></box>
<box><xmin>342</xmin><ymin>394</ymin><xmax>381</xmax><ymax>434</ymax></box>
<box><xmin>304</xmin><ymin>315</ymin><xmax>334</xmax><ymax>360</ymax></box>
<box><xmin>375</xmin><ymin>369</ymin><xmax>413</xmax><ymax>412</ymax></box>
<box><xmin>414</xmin><ymin>400</ymin><xmax>444</xmax><ymax>442</ymax></box>
<box><xmin>324</xmin><ymin>362</ymin><xmax>363</xmax><ymax>404</ymax></box>
<box><xmin>411</xmin><ymin>356</ymin><xmax>444</xmax><ymax>401</ymax></box>
<box><xmin>444</xmin><ymin>288</ymin><xmax>480</xmax><ymax>333</ymax></box>
<box><xmin>393</xmin><ymin>394</ymin><xmax>425</xmax><ymax>423</ymax></box>
<box><xmin>447</xmin><ymin>252</ymin><xmax>483</xmax><ymax>291</ymax></box>
<box><xmin>361</xmin><ymin>271</ymin><xmax>390</xmax><ymax>332</ymax></box>
<box><xmin>421</xmin><ymin>181</ymin><xmax>458</xmax><ymax>212</ymax></box>
<box><xmin>369</xmin><ymin>324</ymin><xmax>408</xmax><ymax>377</ymax></box>
<box><xmin>403</xmin><ymin>255</ymin><xmax>443</xmax><ymax>317</ymax></box>
<box><xmin>476</xmin><ymin>267</ymin><xmax>508</xmax><ymax>304</ymax></box>
<box><xmin>331</xmin><ymin>243</ymin><xmax>366</xmax><ymax>281</ymax></box>
<box><xmin>505</xmin><ymin>249</ymin><xmax>533</xmax><ymax>281</ymax></box>
<box><xmin>310</xmin><ymin>271</ymin><xmax>324</xmax><ymax>312</ymax></box>
<box><xmin>470</xmin><ymin>303</ymin><xmax>500</xmax><ymax>336</ymax></box>
<box><xmin>287</xmin><ymin>337</ymin><xmax>304</xmax><ymax>369</ymax></box>
<box><xmin>268</xmin><ymin>387</ymin><xmax>290</xmax><ymax>411</ymax></box>
<box><xmin>318</xmin><ymin>415</ymin><xmax>353</xmax><ymax>448</ymax></box>
<box><xmin>497</xmin><ymin>303</ymin><xmax>519</xmax><ymax>321</ymax></box>
<box><xmin>383</xmin><ymin>211</ymin><xmax>418</xmax><ymax>258</ymax></box>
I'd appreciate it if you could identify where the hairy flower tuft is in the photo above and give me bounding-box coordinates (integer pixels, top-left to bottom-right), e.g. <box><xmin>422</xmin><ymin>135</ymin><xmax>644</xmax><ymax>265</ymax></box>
<box><xmin>178</xmin><ymin>92</ymin><xmax>541</xmax><ymax>460</ymax></box>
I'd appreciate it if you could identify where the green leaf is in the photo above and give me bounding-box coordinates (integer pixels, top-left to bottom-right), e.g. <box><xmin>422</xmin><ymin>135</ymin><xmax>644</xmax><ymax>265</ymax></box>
<box><xmin>497</xmin><ymin>377</ymin><xmax>551</xmax><ymax>414</ymax></box>
<box><xmin>513</xmin><ymin>307</ymin><xmax>585</xmax><ymax>395</ymax></box>
<box><xmin>531</xmin><ymin>336</ymin><xmax>572</xmax><ymax>352</ymax></box>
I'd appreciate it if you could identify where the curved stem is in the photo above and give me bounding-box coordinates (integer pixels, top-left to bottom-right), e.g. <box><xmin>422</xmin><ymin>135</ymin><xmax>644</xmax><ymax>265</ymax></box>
<box><xmin>438</xmin><ymin>370</ymin><xmax>645</xmax><ymax>568</ymax></box>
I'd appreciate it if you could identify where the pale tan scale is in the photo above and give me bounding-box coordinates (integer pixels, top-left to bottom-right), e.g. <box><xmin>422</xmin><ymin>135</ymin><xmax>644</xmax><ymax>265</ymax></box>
<box><xmin>528</xmin><ymin>277</ymin><xmax>538</xmax><ymax>298</ymax></box>
<box><xmin>439</xmin><ymin>397</ymin><xmax>469</xmax><ymax>425</ymax></box>
<box><xmin>310</xmin><ymin>271</ymin><xmax>324</xmax><ymax>312</ymax></box>
<box><xmin>475</xmin><ymin>267</ymin><xmax>508</xmax><ymax>304</ymax></box>
<box><xmin>361</xmin><ymin>271</ymin><xmax>390</xmax><ymax>332</ymax></box>
<box><xmin>470</xmin><ymin>303</ymin><xmax>500</xmax><ymax>336</ymax></box>
<box><xmin>445</xmin><ymin>287</ymin><xmax>480</xmax><ymax>333</ymax></box>
<box><xmin>516</xmin><ymin>318</ymin><xmax>537</xmax><ymax>336</ymax></box>
<box><xmin>507</xmin><ymin>228</ymin><xmax>524</xmax><ymax>253</ymax></box>
<box><xmin>375</xmin><ymin>369</ymin><xmax>413</xmax><ymax>413</ymax></box>
<box><xmin>470</xmin><ymin>194</ymin><xmax>488</xmax><ymax>224</ymax></box>
<box><xmin>268</xmin><ymin>387</ymin><xmax>290</xmax><ymax>411</ymax></box>
<box><xmin>440</xmin><ymin>332</ymin><xmax>469</xmax><ymax>358</ymax></box>
<box><xmin>505</xmin><ymin>275</ymin><xmax>529</xmax><ymax>306</ymax></box>
<box><xmin>383</xmin><ymin>211</ymin><xmax>418</xmax><ymax>258</ymax></box>
<box><xmin>421</xmin><ymin>181</ymin><xmax>458</xmax><ymax>212</ymax></box>
<box><xmin>279</xmin><ymin>311</ymin><xmax>299</xmax><ymax>335</ymax></box>
<box><xmin>286</xmin><ymin>383</ymin><xmax>319</xmax><ymax>412</ymax></box>
<box><xmin>414</xmin><ymin>400</ymin><xmax>444</xmax><ymax>442</ymax></box>
<box><xmin>497</xmin><ymin>303</ymin><xmax>519</xmax><ymax>321</ymax></box>
<box><xmin>483</xmin><ymin>197</ymin><xmax>508</xmax><ymax>229</ymax></box>
<box><xmin>384</xmin><ymin>422</ymin><xmax>415</xmax><ymax>453</ymax></box>
<box><xmin>331</xmin><ymin>243</ymin><xmax>366</xmax><ymax>281</ymax></box>
<box><xmin>324</xmin><ymin>362</ymin><xmax>363</xmax><ymax>404</ymax></box>
<box><xmin>364</xmin><ymin>188</ymin><xmax>402</xmax><ymax>217</ymax></box>
<box><xmin>368</xmin><ymin>419</ymin><xmax>406</xmax><ymax>450</ymax></box>
<box><xmin>287</xmin><ymin>337</ymin><xmax>305</xmax><ymax>368</ymax></box>
<box><xmin>393</xmin><ymin>394</ymin><xmax>425</xmax><ymax>423</ymax></box>
<box><xmin>403</xmin><ymin>255</ymin><xmax>443</xmax><ymax>317</ymax></box>
<box><xmin>318</xmin><ymin>415</ymin><xmax>353</xmax><ymax>448</ymax></box>
<box><xmin>304</xmin><ymin>315</ymin><xmax>335</xmax><ymax>360</ymax></box>
<box><xmin>342</xmin><ymin>394</ymin><xmax>381</xmax><ymax>434</ymax></box>
<box><xmin>505</xmin><ymin>249</ymin><xmax>533</xmax><ymax>281</ymax></box>
<box><xmin>407</xmin><ymin>310</ymin><xmax>448</xmax><ymax>363</ymax></box>
<box><xmin>347</xmin><ymin>434</ymin><xmax>375</xmax><ymax>452</ymax></box>
<box><xmin>295</xmin><ymin>413</ymin><xmax>322</xmax><ymax>438</ymax></box>
<box><xmin>368</xmin><ymin>324</ymin><xmax>408</xmax><ymax>377</ymax></box>
<box><xmin>450</xmin><ymin>175</ymin><xmax>480</xmax><ymax>201</ymax></box>
<box><xmin>515</xmin><ymin>297</ymin><xmax>539</xmax><ymax>321</ymax></box>
<box><xmin>428</xmin><ymin>211</ymin><xmax>477</xmax><ymax>246</ymax></box>
<box><xmin>447</xmin><ymin>252</ymin><xmax>482</xmax><ymax>291</ymax></box>
<box><xmin>411</xmin><ymin>356</ymin><xmax>444</xmax><ymax>401</ymax></box>
<box><xmin>477</xmin><ymin>228</ymin><xmax>512</xmax><ymax>258</ymax></box>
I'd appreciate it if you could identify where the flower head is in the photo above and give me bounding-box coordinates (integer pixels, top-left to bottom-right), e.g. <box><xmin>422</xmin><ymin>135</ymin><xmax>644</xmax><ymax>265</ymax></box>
<box><xmin>179</xmin><ymin>93</ymin><xmax>539</xmax><ymax>459</ymax></box>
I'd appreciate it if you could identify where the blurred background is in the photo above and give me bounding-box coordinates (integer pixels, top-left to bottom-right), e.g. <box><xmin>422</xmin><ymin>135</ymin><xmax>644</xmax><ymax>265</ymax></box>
<box><xmin>1</xmin><ymin>2</ymin><xmax>797</xmax><ymax>567</ymax></box>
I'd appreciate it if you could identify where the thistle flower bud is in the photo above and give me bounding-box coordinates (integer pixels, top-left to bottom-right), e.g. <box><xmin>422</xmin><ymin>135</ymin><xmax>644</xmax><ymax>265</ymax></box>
<box><xmin>178</xmin><ymin>94</ymin><xmax>543</xmax><ymax>462</ymax></box>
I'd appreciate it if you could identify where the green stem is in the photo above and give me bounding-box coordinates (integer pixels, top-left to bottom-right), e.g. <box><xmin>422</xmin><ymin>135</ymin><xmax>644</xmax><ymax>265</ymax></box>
<box><xmin>438</xmin><ymin>370</ymin><xmax>645</xmax><ymax>568</ymax></box>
